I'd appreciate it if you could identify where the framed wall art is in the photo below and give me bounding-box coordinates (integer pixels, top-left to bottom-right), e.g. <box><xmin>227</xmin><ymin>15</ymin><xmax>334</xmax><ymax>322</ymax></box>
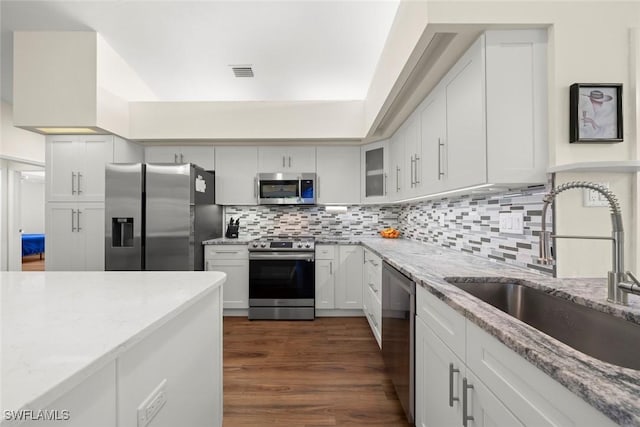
<box><xmin>570</xmin><ymin>83</ymin><xmax>623</xmax><ymax>143</ymax></box>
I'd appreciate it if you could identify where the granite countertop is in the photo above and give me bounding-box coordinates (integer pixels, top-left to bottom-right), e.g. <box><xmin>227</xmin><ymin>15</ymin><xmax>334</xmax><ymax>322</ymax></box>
<box><xmin>1</xmin><ymin>271</ymin><xmax>226</xmax><ymax>421</ymax></box>
<box><xmin>355</xmin><ymin>237</ymin><xmax>640</xmax><ymax>427</ymax></box>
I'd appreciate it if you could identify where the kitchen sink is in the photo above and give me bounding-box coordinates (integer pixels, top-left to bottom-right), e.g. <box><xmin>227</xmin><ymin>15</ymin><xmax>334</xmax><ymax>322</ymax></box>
<box><xmin>444</xmin><ymin>278</ymin><xmax>640</xmax><ymax>370</ymax></box>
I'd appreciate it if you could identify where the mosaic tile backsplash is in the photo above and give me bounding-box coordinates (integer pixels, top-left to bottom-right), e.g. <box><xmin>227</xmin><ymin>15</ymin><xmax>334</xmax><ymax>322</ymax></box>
<box><xmin>223</xmin><ymin>186</ymin><xmax>553</xmax><ymax>275</ymax></box>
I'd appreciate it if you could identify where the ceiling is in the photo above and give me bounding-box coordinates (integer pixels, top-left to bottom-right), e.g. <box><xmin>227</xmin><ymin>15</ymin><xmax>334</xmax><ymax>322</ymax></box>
<box><xmin>1</xmin><ymin>0</ymin><xmax>400</xmax><ymax>103</ymax></box>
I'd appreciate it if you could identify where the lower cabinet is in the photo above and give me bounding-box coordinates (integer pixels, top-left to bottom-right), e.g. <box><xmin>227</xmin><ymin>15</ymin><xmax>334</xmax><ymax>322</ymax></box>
<box><xmin>363</xmin><ymin>248</ymin><xmax>382</xmax><ymax>347</ymax></box>
<box><xmin>416</xmin><ymin>286</ymin><xmax>616</xmax><ymax>427</ymax></box>
<box><xmin>205</xmin><ymin>245</ymin><xmax>249</xmax><ymax>311</ymax></box>
<box><xmin>46</xmin><ymin>203</ymin><xmax>104</xmax><ymax>271</ymax></box>
<box><xmin>315</xmin><ymin>245</ymin><xmax>363</xmax><ymax>312</ymax></box>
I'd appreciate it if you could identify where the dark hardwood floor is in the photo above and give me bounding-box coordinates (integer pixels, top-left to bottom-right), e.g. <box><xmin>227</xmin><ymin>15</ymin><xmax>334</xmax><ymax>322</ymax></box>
<box><xmin>223</xmin><ymin>317</ymin><xmax>412</xmax><ymax>427</ymax></box>
<box><xmin>22</xmin><ymin>254</ymin><xmax>44</xmax><ymax>271</ymax></box>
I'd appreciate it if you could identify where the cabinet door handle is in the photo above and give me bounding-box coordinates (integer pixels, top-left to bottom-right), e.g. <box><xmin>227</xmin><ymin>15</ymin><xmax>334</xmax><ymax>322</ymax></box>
<box><xmin>71</xmin><ymin>172</ymin><xmax>77</xmax><ymax>195</ymax></box>
<box><xmin>383</xmin><ymin>173</ymin><xmax>387</xmax><ymax>196</ymax></box>
<box><xmin>77</xmin><ymin>173</ymin><xmax>83</xmax><ymax>194</ymax></box>
<box><xmin>205</xmin><ymin>261</ymin><xmax>210</xmax><ymax>270</ymax></box>
<box><xmin>174</xmin><ymin>153</ymin><xmax>178</xmax><ymax>163</ymax></box>
<box><xmin>77</xmin><ymin>210</ymin><xmax>82</xmax><ymax>231</ymax></box>
<box><xmin>282</xmin><ymin>156</ymin><xmax>286</xmax><ymax>167</ymax></box>
<box><xmin>288</xmin><ymin>156</ymin><xmax>292</xmax><ymax>168</ymax></box>
<box><xmin>180</xmin><ymin>153</ymin><xmax>184</xmax><ymax>163</ymax></box>
<box><xmin>329</xmin><ymin>261</ymin><xmax>333</xmax><ymax>275</ymax></box>
<box><xmin>396</xmin><ymin>166</ymin><xmax>400</xmax><ymax>192</ymax></box>
<box><xmin>414</xmin><ymin>154</ymin><xmax>420</xmax><ymax>184</ymax></box>
<box><xmin>71</xmin><ymin>209</ymin><xmax>76</xmax><ymax>232</ymax></box>
<box><xmin>369</xmin><ymin>282</ymin><xmax>378</xmax><ymax>294</ymax></box>
<box><xmin>317</xmin><ymin>176</ymin><xmax>320</xmax><ymax>198</ymax></box>
<box><xmin>254</xmin><ymin>177</ymin><xmax>258</xmax><ymax>199</ymax></box>
<box><xmin>214</xmin><ymin>251</ymin><xmax>240</xmax><ymax>255</ymax></box>
<box><xmin>449</xmin><ymin>363</ymin><xmax>460</xmax><ymax>407</ymax></box>
<box><xmin>438</xmin><ymin>138</ymin><xmax>446</xmax><ymax>180</ymax></box>
<box><xmin>411</xmin><ymin>155</ymin><xmax>416</xmax><ymax>187</ymax></box>
<box><xmin>462</xmin><ymin>378</ymin><xmax>474</xmax><ymax>427</ymax></box>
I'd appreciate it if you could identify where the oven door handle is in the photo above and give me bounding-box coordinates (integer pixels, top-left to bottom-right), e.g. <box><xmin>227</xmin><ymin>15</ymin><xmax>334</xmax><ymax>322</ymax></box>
<box><xmin>249</xmin><ymin>252</ymin><xmax>315</xmax><ymax>262</ymax></box>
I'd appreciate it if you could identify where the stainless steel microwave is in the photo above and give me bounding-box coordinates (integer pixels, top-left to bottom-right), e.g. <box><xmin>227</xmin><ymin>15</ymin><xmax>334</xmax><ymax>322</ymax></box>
<box><xmin>257</xmin><ymin>173</ymin><xmax>316</xmax><ymax>205</ymax></box>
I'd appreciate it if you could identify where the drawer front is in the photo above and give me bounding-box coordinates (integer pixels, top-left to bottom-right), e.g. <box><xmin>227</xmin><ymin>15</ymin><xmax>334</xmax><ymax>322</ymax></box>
<box><xmin>204</xmin><ymin>245</ymin><xmax>249</xmax><ymax>260</ymax></box>
<box><xmin>315</xmin><ymin>245</ymin><xmax>336</xmax><ymax>260</ymax></box>
<box><xmin>364</xmin><ymin>267</ymin><xmax>381</xmax><ymax>301</ymax></box>
<box><xmin>363</xmin><ymin>285</ymin><xmax>382</xmax><ymax>348</ymax></box>
<box><xmin>416</xmin><ymin>285</ymin><xmax>466</xmax><ymax>356</ymax></box>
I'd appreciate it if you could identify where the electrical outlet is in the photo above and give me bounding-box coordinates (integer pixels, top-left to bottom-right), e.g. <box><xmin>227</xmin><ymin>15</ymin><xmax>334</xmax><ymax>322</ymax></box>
<box><xmin>137</xmin><ymin>379</ymin><xmax>167</xmax><ymax>427</ymax></box>
<box><xmin>499</xmin><ymin>212</ymin><xmax>524</xmax><ymax>234</ymax></box>
<box><xmin>583</xmin><ymin>182</ymin><xmax>610</xmax><ymax>207</ymax></box>
<box><xmin>439</xmin><ymin>214</ymin><xmax>446</xmax><ymax>227</ymax></box>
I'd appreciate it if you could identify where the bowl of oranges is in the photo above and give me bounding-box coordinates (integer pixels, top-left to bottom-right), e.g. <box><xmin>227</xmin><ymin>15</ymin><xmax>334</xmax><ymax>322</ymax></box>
<box><xmin>379</xmin><ymin>227</ymin><xmax>400</xmax><ymax>239</ymax></box>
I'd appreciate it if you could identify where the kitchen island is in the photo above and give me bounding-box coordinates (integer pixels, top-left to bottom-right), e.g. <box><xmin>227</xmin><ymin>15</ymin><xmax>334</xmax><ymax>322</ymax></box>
<box><xmin>1</xmin><ymin>271</ymin><xmax>225</xmax><ymax>427</ymax></box>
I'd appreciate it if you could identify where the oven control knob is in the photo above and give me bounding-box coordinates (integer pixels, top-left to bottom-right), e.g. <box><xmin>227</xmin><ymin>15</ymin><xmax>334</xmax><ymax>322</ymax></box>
<box><xmin>260</xmin><ymin>243</ymin><xmax>267</xmax><ymax>248</ymax></box>
<box><xmin>252</xmin><ymin>242</ymin><xmax>258</xmax><ymax>248</ymax></box>
<box><xmin>305</xmin><ymin>243</ymin><xmax>311</xmax><ymax>248</ymax></box>
<box><xmin>297</xmin><ymin>243</ymin><xmax>303</xmax><ymax>248</ymax></box>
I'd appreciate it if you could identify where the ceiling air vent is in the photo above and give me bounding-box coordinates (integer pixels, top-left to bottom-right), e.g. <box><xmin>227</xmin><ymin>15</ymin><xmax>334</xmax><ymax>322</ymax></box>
<box><xmin>231</xmin><ymin>65</ymin><xmax>254</xmax><ymax>78</ymax></box>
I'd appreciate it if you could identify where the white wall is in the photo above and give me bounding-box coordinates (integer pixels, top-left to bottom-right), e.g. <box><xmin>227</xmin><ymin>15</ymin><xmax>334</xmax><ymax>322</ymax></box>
<box><xmin>19</xmin><ymin>177</ymin><xmax>44</xmax><ymax>234</ymax></box>
<box><xmin>1</xmin><ymin>101</ymin><xmax>45</xmax><ymax>163</ymax></box>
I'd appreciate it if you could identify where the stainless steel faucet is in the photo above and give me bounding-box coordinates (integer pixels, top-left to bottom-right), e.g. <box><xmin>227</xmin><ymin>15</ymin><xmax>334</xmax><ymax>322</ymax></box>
<box><xmin>539</xmin><ymin>181</ymin><xmax>640</xmax><ymax>305</ymax></box>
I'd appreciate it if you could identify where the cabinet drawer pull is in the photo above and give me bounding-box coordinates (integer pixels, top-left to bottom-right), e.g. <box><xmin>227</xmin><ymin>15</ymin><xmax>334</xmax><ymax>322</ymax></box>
<box><xmin>76</xmin><ymin>210</ymin><xmax>82</xmax><ymax>231</ymax></box>
<box><xmin>180</xmin><ymin>153</ymin><xmax>184</xmax><ymax>163</ymax></box>
<box><xmin>282</xmin><ymin>156</ymin><xmax>286</xmax><ymax>167</ymax></box>
<box><xmin>329</xmin><ymin>261</ymin><xmax>333</xmax><ymax>275</ymax></box>
<box><xmin>414</xmin><ymin>154</ymin><xmax>420</xmax><ymax>184</ymax></box>
<box><xmin>288</xmin><ymin>156</ymin><xmax>292</xmax><ymax>167</ymax></box>
<box><xmin>462</xmin><ymin>377</ymin><xmax>474</xmax><ymax>427</ymax></box>
<box><xmin>71</xmin><ymin>209</ymin><xmax>76</xmax><ymax>232</ymax></box>
<box><xmin>368</xmin><ymin>282</ymin><xmax>378</xmax><ymax>294</ymax></box>
<box><xmin>174</xmin><ymin>153</ymin><xmax>178</xmax><ymax>163</ymax></box>
<box><xmin>77</xmin><ymin>173</ymin><xmax>83</xmax><ymax>194</ymax></box>
<box><xmin>213</xmin><ymin>251</ymin><xmax>240</xmax><ymax>255</ymax></box>
<box><xmin>449</xmin><ymin>363</ymin><xmax>460</xmax><ymax>407</ymax></box>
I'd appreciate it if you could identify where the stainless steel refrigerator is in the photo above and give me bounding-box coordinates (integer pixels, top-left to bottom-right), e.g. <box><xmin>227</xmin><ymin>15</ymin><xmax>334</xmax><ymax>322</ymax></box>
<box><xmin>105</xmin><ymin>163</ymin><xmax>222</xmax><ymax>271</ymax></box>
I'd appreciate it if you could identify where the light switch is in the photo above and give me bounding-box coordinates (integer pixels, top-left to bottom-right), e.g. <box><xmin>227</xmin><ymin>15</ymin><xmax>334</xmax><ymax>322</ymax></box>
<box><xmin>583</xmin><ymin>182</ymin><xmax>610</xmax><ymax>207</ymax></box>
<box><xmin>499</xmin><ymin>212</ymin><xmax>524</xmax><ymax>234</ymax></box>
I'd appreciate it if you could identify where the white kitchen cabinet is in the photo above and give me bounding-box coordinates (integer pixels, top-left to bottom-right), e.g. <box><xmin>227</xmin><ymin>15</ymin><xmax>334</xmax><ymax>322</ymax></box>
<box><xmin>361</xmin><ymin>139</ymin><xmax>389</xmax><ymax>204</ymax></box>
<box><xmin>214</xmin><ymin>146</ymin><xmax>258</xmax><ymax>205</ymax></box>
<box><xmin>335</xmin><ymin>245</ymin><xmax>363</xmax><ymax>309</ymax></box>
<box><xmin>258</xmin><ymin>146</ymin><xmax>316</xmax><ymax>172</ymax></box>
<box><xmin>415</xmin><ymin>317</ymin><xmax>464</xmax><ymax>427</ymax></box>
<box><xmin>388</xmin><ymin>131</ymin><xmax>405</xmax><ymax>201</ymax></box>
<box><xmin>205</xmin><ymin>245</ymin><xmax>249</xmax><ymax>311</ymax></box>
<box><xmin>316</xmin><ymin>146</ymin><xmax>361</xmax><ymax>204</ymax></box>
<box><xmin>363</xmin><ymin>248</ymin><xmax>382</xmax><ymax>347</ymax></box>
<box><xmin>46</xmin><ymin>203</ymin><xmax>104</xmax><ymax>271</ymax></box>
<box><xmin>47</xmin><ymin>134</ymin><xmax>114</xmax><ymax>202</ymax></box>
<box><xmin>315</xmin><ymin>245</ymin><xmax>336</xmax><ymax>309</ymax></box>
<box><xmin>419</xmin><ymin>88</ymin><xmax>447</xmax><ymax>194</ymax></box>
<box><xmin>415</xmin><ymin>285</ymin><xmax>616</xmax><ymax>427</ymax></box>
<box><xmin>403</xmin><ymin>115</ymin><xmax>423</xmax><ymax>197</ymax></box>
<box><xmin>444</xmin><ymin>37</ymin><xmax>487</xmax><ymax>190</ymax></box>
<box><xmin>144</xmin><ymin>145</ymin><xmax>215</xmax><ymax>170</ymax></box>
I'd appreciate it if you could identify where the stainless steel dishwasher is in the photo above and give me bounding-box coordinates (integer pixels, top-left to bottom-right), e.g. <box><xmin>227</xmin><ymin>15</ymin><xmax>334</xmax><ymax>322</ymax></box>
<box><xmin>382</xmin><ymin>261</ymin><xmax>415</xmax><ymax>424</ymax></box>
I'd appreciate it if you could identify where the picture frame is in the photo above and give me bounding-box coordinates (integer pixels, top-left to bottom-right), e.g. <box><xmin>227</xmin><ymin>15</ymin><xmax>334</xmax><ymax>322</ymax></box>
<box><xmin>570</xmin><ymin>83</ymin><xmax>623</xmax><ymax>143</ymax></box>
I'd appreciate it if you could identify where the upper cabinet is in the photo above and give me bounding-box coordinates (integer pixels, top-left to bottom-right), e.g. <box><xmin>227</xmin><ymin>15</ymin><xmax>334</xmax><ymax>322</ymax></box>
<box><xmin>47</xmin><ymin>135</ymin><xmax>114</xmax><ymax>202</ymax></box>
<box><xmin>316</xmin><ymin>146</ymin><xmax>360</xmax><ymax>204</ymax></box>
<box><xmin>145</xmin><ymin>145</ymin><xmax>215</xmax><ymax>170</ymax></box>
<box><xmin>393</xmin><ymin>29</ymin><xmax>548</xmax><ymax>201</ymax></box>
<box><xmin>215</xmin><ymin>146</ymin><xmax>258</xmax><ymax>205</ymax></box>
<box><xmin>258</xmin><ymin>146</ymin><xmax>316</xmax><ymax>172</ymax></box>
<box><xmin>361</xmin><ymin>139</ymin><xmax>389</xmax><ymax>204</ymax></box>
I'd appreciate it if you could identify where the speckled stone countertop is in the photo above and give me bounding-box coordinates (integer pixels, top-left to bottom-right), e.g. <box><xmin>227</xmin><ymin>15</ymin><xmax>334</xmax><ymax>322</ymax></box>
<box><xmin>356</xmin><ymin>237</ymin><xmax>640</xmax><ymax>426</ymax></box>
<box><xmin>204</xmin><ymin>235</ymin><xmax>640</xmax><ymax>424</ymax></box>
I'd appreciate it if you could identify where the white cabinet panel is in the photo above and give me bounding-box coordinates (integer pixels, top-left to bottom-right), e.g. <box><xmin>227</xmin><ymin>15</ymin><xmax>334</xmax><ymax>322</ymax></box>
<box><xmin>403</xmin><ymin>115</ymin><xmax>423</xmax><ymax>197</ymax></box>
<box><xmin>46</xmin><ymin>203</ymin><xmax>104</xmax><ymax>271</ymax></box>
<box><xmin>145</xmin><ymin>146</ymin><xmax>215</xmax><ymax>170</ymax></box>
<box><xmin>113</xmin><ymin>136</ymin><xmax>144</xmax><ymax>163</ymax></box>
<box><xmin>465</xmin><ymin>371</ymin><xmax>524</xmax><ymax>427</ymax></box>
<box><xmin>22</xmin><ymin>362</ymin><xmax>116</xmax><ymax>427</ymax></box>
<box><xmin>419</xmin><ymin>90</ymin><xmax>447</xmax><ymax>195</ymax></box>
<box><xmin>315</xmin><ymin>259</ymin><xmax>335</xmax><ymax>309</ymax></box>
<box><xmin>215</xmin><ymin>146</ymin><xmax>258</xmax><ymax>205</ymax></box>
<box><xmin>361</xmin><ymin>140</ymin><xmax>389</xmax><ymax>204</ymax></box>
<box><xmin>205</xmin><ymin>245</ymin><xmax>249</xmax><ymax>310</ymax></box>
<box><xmin>416</xmin><ymin>317</ymin><xmax>464</xmax><ymax>427</ymax></box>
<box><xmin>444</xmin><ymin>38</ymin><xmax>487</xmax><ymax>190</ymax></box>
<box><xmin>335</xmin><ymin>245</ymin><xmax>363</xmax><ymax>309</ymax></box>
<box><xmin>47</xmin><ymin>135</ymin><xmax>114</xmax><ymax>202</ymax></box>
<box><xmin>258</xmin><ymin>146</ymin><xmax>315</xmax><ymax>172</ymax></box>
<box><xmin>316</xmin><ymin>146</ymin><xmax>360</xmax><ymax>204</ymax></box>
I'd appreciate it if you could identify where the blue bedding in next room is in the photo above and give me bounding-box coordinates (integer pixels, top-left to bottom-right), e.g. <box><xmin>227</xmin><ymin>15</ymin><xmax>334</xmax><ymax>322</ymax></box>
<box><xmin>22</xmin><ymin>234</ymin><xmax>45</xmax><ymax>257</ymax></box>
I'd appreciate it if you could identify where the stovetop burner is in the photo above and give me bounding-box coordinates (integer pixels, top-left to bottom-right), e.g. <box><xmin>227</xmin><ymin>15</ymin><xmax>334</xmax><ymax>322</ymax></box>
<box><xmin>249</xmin><ymin>235</ymin><xmax>315</xmax><ymax>251</ymax></box>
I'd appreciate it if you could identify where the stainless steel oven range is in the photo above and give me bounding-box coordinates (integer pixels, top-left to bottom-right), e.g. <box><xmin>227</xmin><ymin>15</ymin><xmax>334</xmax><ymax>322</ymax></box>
<box><xmin>248</xmin><ymin>236</ymin><xmax>315</xmax><ymax>320</ymax></box>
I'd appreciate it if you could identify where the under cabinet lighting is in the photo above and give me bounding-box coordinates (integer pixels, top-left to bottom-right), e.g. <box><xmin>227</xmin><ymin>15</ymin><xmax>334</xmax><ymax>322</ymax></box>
<box><xmin>396</xmin><ymin>184</ymin><xmax>495</xmax><ymax>203</ymax></box>
<box><xmin>325</xmin><ymin>206</ymin><xmax>348</xmax><ymax>212</ymax></box>
<box><xmin>35</xmin><ymin>127</ymin><xmax>98</xmax><ymax>134</ymax></box>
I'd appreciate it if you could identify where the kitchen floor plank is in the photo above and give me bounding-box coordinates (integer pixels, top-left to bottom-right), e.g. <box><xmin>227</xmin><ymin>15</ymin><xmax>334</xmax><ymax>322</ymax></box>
<box><xmin>223</xmin><ymin>317</ymin><xmax>411</xmax><ymax>427</ymax></box>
